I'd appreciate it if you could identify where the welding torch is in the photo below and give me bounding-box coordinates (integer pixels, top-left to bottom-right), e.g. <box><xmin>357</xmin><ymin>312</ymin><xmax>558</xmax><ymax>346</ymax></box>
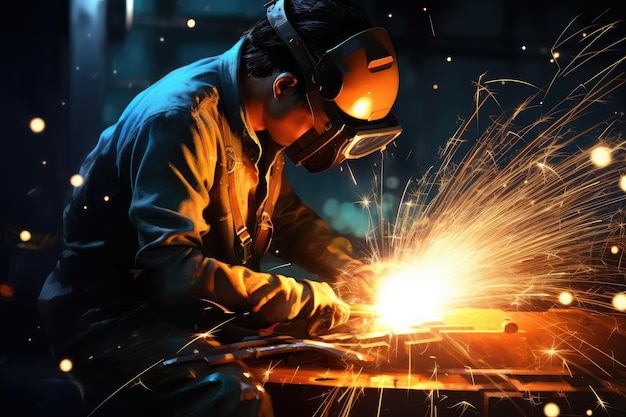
<box><xmin>162</xmin><ymin>338</ymin><xmax>375</xmax><ymax>368</ymax></box>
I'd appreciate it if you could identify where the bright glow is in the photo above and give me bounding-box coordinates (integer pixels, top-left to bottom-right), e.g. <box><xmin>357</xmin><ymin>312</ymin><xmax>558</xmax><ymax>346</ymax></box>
<box><xmin>375</xmin><ymin>264</ymin><xmax>451</xmax><ymax>330</ymax></box>
<box><xmin>29</xmin><ymin>117</ymin><xmax>45</xmax><ymax>133</ymax></box>
<box><xmin>19</xmin><ymin>230</ymin><xmax>32</xmax><ymax>242</ymax></box>
<box><xmin>552</xmin><ymin>51</ymin><xmax>561</xmax><ymax>59</ymax></box>
<box><xmin>186</xmin><ymin>18</ymin><xmax>196</xmax><ymax>28</ymax></box>
<box><xmin>70</xmin><ymin>174</ymin><xmax>84</xmax><ymax>187</ymax></box>
<box><xmin>59</xmin><ymin>358</ymin><xmax>73</xmax><ymax>373</ymax></box>
<box><xmin>620</xmin><ymin>175</ymin><xmax>626</xmax><ymax>192</ymax></box>
<box><xmin>586</xmin><ymin>409</ymin><xmax>593</xmax><ymax>416</ymax></box>
<box><xmin>351</xmin><ymin>97</ymin><xmax>373</xmax><ymax>120</ymax></box>
<box><xmin>590</xmin><ymin>145</ymin><xmax>612</xmax><ymax>167</ymax></box>
<box><xmin>543</xmin><ymin>402</ymin><xmax>560</xmax><ymax>417</ymax></box>
<box><xmin>558</xmin><ymin>291</ymin><xmax>573</xmax><ymax>305</ymax></box>
<box><xmin>612</xmin><ymin>293</ymin><xmax>626</xmax><ymax>312</ymax></box>
<box><xmin>446</xmin><ymin>56</ymin><xmax>452</xmax><ymax>62</ymax></box>
<box><xmin>611</xmin><ymin>245</ymin><xmax>620</xmax><ymax>254</ymax></box>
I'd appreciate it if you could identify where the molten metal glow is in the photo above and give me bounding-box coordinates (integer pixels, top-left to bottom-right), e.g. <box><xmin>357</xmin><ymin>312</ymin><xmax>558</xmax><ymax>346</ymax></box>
<box><xmin>375</xmin><ymin>264</ymin><xmax>451</xmax><ymax>329</ymax></box>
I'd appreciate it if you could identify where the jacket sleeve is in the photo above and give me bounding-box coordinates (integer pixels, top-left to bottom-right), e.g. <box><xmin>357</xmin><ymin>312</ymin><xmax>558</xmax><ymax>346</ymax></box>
<box><xmin>127</xmin><ymin>109</ymin><xmax>316</xmax><ymax>324</ymax></box>
<box><xmin>269</xmin><ymin>171</ymin><xmax>366</xmax><ymax>285</ymax></box>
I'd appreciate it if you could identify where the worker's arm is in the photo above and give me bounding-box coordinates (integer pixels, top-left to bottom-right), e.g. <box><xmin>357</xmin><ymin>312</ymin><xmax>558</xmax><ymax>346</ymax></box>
<box><xmin>127</xmin><ymin>109</ymin><xmax>347</xmax><ymax>332</ymax></box>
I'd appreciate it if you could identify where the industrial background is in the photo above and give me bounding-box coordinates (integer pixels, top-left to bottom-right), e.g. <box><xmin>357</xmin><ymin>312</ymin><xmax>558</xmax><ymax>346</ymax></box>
<box><xmin>1</xmin><ymin>0</ymin><xmax>626</xmax><ymax>416</ymax></box>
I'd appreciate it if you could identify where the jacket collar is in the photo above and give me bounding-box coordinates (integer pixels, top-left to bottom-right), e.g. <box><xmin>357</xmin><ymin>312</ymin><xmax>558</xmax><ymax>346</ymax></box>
<box><xmin>218</xmin><ymin>38</ymin><xmax>262</xmax><ymax>158</ymax></box>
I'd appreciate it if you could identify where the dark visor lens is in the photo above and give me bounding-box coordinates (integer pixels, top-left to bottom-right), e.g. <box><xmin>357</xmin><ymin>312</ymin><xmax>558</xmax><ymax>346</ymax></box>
<box><xmin>299</xmin><ymin>128</ymin><xmax>351</xmax><ymax>173</ymax></box>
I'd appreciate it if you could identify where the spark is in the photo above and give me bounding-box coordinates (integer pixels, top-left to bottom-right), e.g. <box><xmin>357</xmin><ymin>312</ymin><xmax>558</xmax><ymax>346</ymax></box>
<box><xmin>175</xmin><ymin>315</ymin><xmax>236</xmax><ymax>354</ymax></box>
<box><xmin>261</xmin><ymin>360</ymin><xmax>282</xmax><ymax>385</ymax></box>
<box><xmin>87</xmin><ymin>359</ymin><xmax>164</xmax><ymax>417</ymax></box>
<box><xmin>448</xmin><ymin>400</ymin><xmax>477</xmax><ymax>416</ymax></box>
<box><xmin>589</xmin><ymin>385</ymin><xmax>610</xmax><ymax>413</ymax></box>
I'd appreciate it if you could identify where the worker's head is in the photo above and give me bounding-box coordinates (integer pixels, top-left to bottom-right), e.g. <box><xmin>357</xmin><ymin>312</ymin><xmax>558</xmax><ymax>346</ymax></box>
<box><xmin>242</xmin><ymin>0</ymin><xmax>401</xmax><ymax>172</ymax></box>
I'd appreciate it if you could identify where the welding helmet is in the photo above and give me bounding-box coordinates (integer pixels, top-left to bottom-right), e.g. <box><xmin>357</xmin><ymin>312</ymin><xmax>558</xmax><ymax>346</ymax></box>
<box><xmin>265</xmin><ymin>0</ymin><xmax>402</xmax><ymax>172</ymax></box>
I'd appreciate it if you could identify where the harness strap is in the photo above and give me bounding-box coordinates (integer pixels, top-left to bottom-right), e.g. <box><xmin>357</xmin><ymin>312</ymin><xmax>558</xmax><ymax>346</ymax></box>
<box><xmin>255</xmin><ymin>155</ymin><xmax>283</xmax><ymax>255</ymax></box>
<box><xmin>221</xmin><ymin>118</ymin><xmax>254</xmax><ymax>264</ymax></box>
<box><xmin>221</xmin><ymin>116</ymin><xmax>282</xmax><ymax>264</ymax></box>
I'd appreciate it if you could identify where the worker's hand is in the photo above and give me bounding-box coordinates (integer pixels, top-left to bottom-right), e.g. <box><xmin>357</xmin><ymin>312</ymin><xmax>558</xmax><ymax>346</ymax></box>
<box><xmin>303</xmin><ymin>280</ymin><xmax>350</xmax><ymax>337</ymax></box>
<box><xmin>347</xmin><ymin>261</ymin><xmax>401</xmax><ymax>304</ymax></box>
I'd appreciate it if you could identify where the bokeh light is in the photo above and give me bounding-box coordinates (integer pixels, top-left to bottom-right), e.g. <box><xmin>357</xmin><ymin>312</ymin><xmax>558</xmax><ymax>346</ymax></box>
<box><xmin>29</xmin><ymin>117</ymin><xmax>45</xmax><ymax>133</ymax></box>
<box><xmin>612</xmin><ymin>293</ymin><xmax>626</xmax><ymax>312</ymax></box>
<box><xmin>558</xmin><ymin>291</ymin><xmax>573</xmax><ymax>306</ymax></box>
<box><xmin>0</xmin><ymin>283</ymin><xmax>14</xmax><ymax>298</ymax></box>
<box><xmin>543</xmin><ymin>402</ymin><xmax>560</xmax><ymax>417</ymax></box>
<box><xmin>186</xmin><ymin>18</ymin><xmax>196</xmax><ymax>28</ymax></box>
<box><xmin>590</xmin><ymin>145</ymin><xmax>612</xmax><ymax>168</ymax></box>
<box><xmin>19</xmin><ymin>230</ymin><xmax>32</xmax><ymax>242</ymax></box>
<box><xmin>70</xmin><ymin>174</ymin><xmax>84</xmax><ymax>187</ymax></box>
<box><xmin>59</xmin><ymin>358</ymin><xmax>73</xmax><ymax>373</ymax></box>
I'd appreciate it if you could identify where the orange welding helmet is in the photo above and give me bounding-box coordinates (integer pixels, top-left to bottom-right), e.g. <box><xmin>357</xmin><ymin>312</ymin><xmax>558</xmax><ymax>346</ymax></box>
<box><xmin>266</xmin><ymin>0</ymin><xmax>402</xmax><ymax>172</ymax></box>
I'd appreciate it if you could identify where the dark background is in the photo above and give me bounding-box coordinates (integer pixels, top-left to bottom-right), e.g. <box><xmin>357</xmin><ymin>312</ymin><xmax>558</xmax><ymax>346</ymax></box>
<box><xmin>1</xmin><ymin>1</ymin><xmax>626</xmax><ymax>416</ymax></box>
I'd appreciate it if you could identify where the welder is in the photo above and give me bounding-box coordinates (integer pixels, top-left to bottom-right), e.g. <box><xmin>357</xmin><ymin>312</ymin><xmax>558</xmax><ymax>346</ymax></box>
<box><xmin>38</xmin><ymin>0</ymin><xmax>401</xmax><ymax>415</ymax></box>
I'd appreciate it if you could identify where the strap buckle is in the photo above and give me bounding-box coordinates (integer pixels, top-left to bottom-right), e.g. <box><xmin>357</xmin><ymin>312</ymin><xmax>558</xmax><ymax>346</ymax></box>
<box><xmin>235</xmin><ymin>226</ymin><xmax>253</xmax><ymax>264</ymax></box>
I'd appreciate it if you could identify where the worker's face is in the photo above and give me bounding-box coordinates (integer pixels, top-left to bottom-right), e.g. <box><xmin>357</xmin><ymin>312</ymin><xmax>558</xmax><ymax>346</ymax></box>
<box><xmin>264</xmin><ymin>96</ymin><xmax>313</xmax><ymax>147</ymax></box>
<box><xmin>263</xmin><ymin>73</ymin><xmax>329</xmax><ymax>148</ymax></box>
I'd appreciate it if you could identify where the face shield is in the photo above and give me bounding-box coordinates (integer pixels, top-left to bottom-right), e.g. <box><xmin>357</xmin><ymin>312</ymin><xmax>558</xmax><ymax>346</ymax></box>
<box><xmin>265</xmin><ymin>0</ymin><xmax>402</xmax><ymax>172</ymax></box>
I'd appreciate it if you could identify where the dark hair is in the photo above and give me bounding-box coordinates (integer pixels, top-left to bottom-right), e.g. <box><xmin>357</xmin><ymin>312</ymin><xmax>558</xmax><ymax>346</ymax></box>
<box><xmin>241</xmin><ymin>0</ymin><xmax>373</xmax><ymax>95</ymax></box>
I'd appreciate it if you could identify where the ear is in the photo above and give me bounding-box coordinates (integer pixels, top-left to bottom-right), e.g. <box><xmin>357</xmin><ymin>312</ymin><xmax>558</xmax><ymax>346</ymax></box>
<box><xmin>272</xmin><ymin>72</ymin><xmax>298</xmax><ymax>100</ymax></box>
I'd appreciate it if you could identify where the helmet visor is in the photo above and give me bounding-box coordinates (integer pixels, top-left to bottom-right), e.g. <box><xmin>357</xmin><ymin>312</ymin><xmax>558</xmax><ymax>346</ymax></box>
<box><xmin>313</xmin><ymin>27</ymin><xmax>399</xmax><ymax>121</ymax></box>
